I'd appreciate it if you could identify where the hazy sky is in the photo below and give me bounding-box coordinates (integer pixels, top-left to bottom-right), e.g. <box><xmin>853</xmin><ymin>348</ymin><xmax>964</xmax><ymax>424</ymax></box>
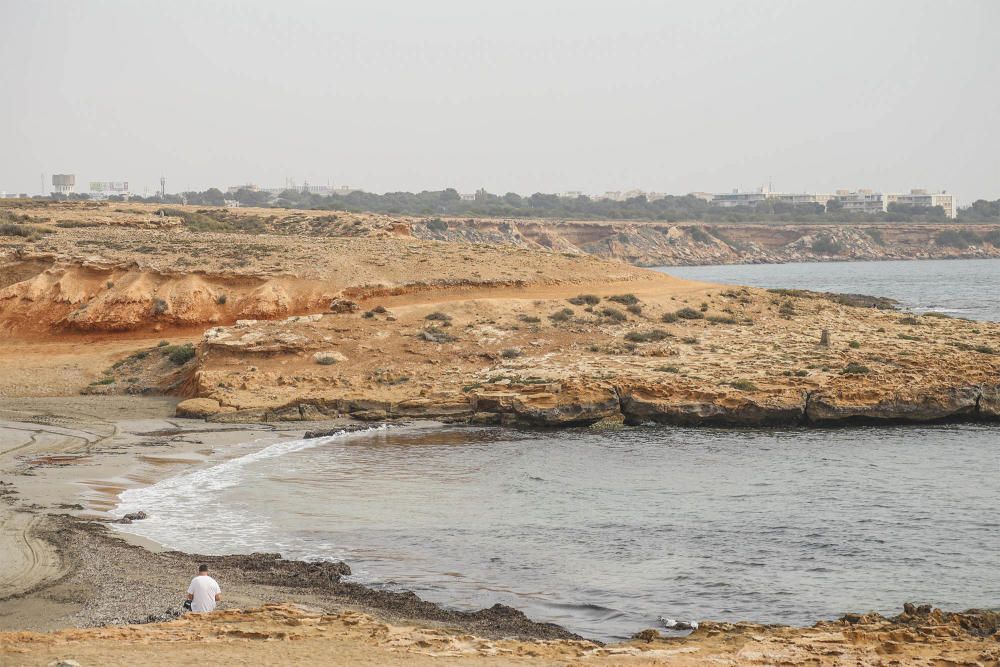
<box><xmin>3</xmin><ymin>0</ymin><xmax>998</xmax><ymax>202</ymax></box>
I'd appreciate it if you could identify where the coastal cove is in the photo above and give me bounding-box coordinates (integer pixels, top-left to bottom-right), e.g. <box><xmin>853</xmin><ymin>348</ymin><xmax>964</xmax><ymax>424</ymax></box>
<box><xmin>114</xmin><ymin>421</ymin><xmax>1000</xmax><ymax>642</ymax></box>
<box><xmin>111</xmin><ymin>257</ymin><xmax>1000</xmax><ymax>642</ymax></box>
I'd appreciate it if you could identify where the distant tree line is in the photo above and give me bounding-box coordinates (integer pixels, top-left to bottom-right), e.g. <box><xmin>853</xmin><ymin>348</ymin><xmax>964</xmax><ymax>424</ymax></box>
<box><xmin>39</xmin><ymin>189</ymin><xmax>1000</xmax><ymax>223</ymax></box>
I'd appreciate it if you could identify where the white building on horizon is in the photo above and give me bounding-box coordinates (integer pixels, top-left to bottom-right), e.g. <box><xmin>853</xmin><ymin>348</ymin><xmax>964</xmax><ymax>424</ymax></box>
<box><xmin>709</xmin><ymin>185</ymin><xmax>956</xmax><ymax>218</ymax></box>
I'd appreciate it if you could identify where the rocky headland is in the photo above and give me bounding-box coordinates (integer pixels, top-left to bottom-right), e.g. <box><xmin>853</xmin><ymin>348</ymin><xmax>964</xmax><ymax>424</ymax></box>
<box><xmin>1</xmin><ymin>201</ymin><xmax>998</xmax><ymax>427</ymax></box>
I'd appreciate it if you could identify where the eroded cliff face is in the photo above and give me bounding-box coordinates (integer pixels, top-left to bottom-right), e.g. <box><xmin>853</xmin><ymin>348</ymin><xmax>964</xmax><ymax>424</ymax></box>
<box><xmin>411</xmin><ymin>219</ymin><xmax>1000</xmax><ymax>266</ymax></box>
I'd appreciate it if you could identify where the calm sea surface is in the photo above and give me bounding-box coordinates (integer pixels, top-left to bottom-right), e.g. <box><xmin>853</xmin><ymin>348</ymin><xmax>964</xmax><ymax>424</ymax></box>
<box><xmin>658</xmin><ymin>258</ymin><xmax>1000</xmax><ymax>321</ymax></box>
<box><xmin>118</xmin><ymin>260</ymin><xmax>1000</xmax><ymax>641</ymax></box>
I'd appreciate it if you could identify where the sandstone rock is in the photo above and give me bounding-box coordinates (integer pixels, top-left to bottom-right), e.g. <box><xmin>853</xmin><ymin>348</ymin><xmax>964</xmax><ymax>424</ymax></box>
<box><xmin>312</xmin><ymin>350</ymin><xmax>348</xmax><ymax>364</ymax></box>
<box><xmin>978</xmin><ymin>384</ymin><xmax>1000</xmax><ymax>419</ymax></box>
<box><xmin>176</xmin><ymin>398</ymin><xmax>224</xmax><ymax>418</ymax></box>
<box><xmin>329</xmin><ymin>298</ymin><xmax>360</xmax><ymax>314</ymax></box>
<box><xmin>471</xmin><ymin>382</ymin><xmax>618</xmax><ymax>426</ymax></box>
<box><xmin>618</xmin><ymin>383</ymin><xmax>805</xmax><ymax>426</ymax></box>
<box><xmin>806</xmin><ymin>385</ymin><xmax>980</xmax><ymax>424</ymax></box>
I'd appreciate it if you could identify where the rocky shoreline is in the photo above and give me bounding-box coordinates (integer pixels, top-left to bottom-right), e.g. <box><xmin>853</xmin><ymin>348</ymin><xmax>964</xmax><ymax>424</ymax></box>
<box><xmin>21</xmin><ymin>516</ymin><xmax>582</xmax><ymax>641</ymax></box>
<box><xmin>183</xmin><ymin>378</ymin><xmax>1000</xmax><ymax>428</ymax></box>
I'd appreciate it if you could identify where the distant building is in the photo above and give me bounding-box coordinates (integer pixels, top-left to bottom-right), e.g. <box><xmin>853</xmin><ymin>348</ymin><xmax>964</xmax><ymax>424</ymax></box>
<box><xmin>559</xmin><ymin>190</ymin><xmax>584</xmax><ymax>199</ymax></box>
<box><xmin>52</xmin><ymin>174</ymin><xmax>75</xmax><ymax>195</ymax></box>
<box><xmin>832</xmin><ymin>189</ymin><xmax>885</xmax><ymax>215</ymax></box>
<box><xmin>226</xmin><ymin>183</ymin><xmax>361</xmax><ymax>197</ymax></box>
<box><xmin>885</xmin><ymin>189</ymin><xmax>956</xmax><ymax>219</ymax></box>
<box><xmin>711</xmin><ymin>187</ymin><xmax>771</xmax><ymax>208</ymax></box>
<box><xmin>708</xmin><ymin>186</ymin><xmax>956</xmax><ymax>218</ymax></box>
<box><xmin>89</xmin><ymin>180</ymin><xmax>130</xmax><ymax>198</ymax></box>
<box><xmin>459</xmin><ymin>192</ymin><xmax>476</xmax><ymax>201</ymax></box>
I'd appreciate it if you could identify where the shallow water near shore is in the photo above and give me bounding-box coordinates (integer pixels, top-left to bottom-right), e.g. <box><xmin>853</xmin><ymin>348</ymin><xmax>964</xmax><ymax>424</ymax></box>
<box><xmin>659</xmin><ymin>258</ymin><xmax>1000</xmax><ymax>321</ymax></box>
<box><xmin>116</xmin><ymin>422</ymin><xmax>1000</xmax><ymax>641</ymax></box>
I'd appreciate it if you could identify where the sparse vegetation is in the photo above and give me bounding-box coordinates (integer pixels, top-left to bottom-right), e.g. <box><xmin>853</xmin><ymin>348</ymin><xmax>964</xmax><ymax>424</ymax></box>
<box><xmin>501</xmin><ymin>347</ymin><xmax>523</xmax><ymax>359</ymax></box>
<box><xmin>518</xmin><ymin>314</ymin><xmax>541</xmax><ymax>324</ymax></box>
<box><xmin>419</xmin><ymin>326</ymin><xmax>457</xmax><ymax>343</ymax></box>
<box><xmin>626</xmin><ymin>303</ymin><xmax>643</xmax><ymax>315</ymax></box>
<box><xmin>935</xmin><ymin>229</ymin><xmax>982</xmax><ymax>248</ymax></box>
<box><xmin>687</xmin><ymin>226</ymin><xmax>712</xmax><ymax>243</ymax></box>
<box><xmin>706</xmin><ymin>315</ymin><xmax>737</xmax><ymax>325</ymax></box>
<box><xmin>848</xmin><ymin>340</ymin><xmax>861</xmax><ymax>349</ymax></box>
<box><xmin>607</xmin><ymin>294</ymin><xmax>639</xmax><ymax>306</ymax></box>
<box><xmin>0</xmin><ymin>222</ymin><xmax>54</xmax><ymax>240</ymax></box>
<box><xmin>425</xmin><ymin>311</ymin><xmax>453</xmax><ymax>322</ymax></box>
<box><xmin>598</xmin><ymin>306</ymin><xmax>626</xmax><ymax>322</ymax></box>
<box><xmin>812</xmin><ymin>234</ymin><xmax>845</xmax><ymax>255</ymax></box>
<box><xmin>842</xmin><ymin>362</ymin><xmax>872</xmax><ymax>375</ymax></box>
<box><xmin>674</xmin><ymin>307</ymin><xmax>704</xmax><ymax>320</ymax></box>
<box><xmin>316</xmin><ymin>356</ymin><xmax>338</xmax><ymax>365</ymax></box>
<box><xmin>216</xmin><ymin>294</ymin><xmax>227</xmax><ymax>305</ymax></box>
<box><xmin>778</xmin><ymin>302</ymin><xmax>796</xmax><ymax>316</ymax></box>
<box><xmin>661</xmin><ymin>312</ymin><xmax>679</xmax><ymax>323</ymax></box>
<box><xmin>729</xmin><ymin>379</ymin><xmax>758</xmax><ymax>391</ymax></box>
<box><xmin>624</xmin><ymin>329</ymin><xmax>671</xmax><ymax>343</ymax></box>
<box><xmin>151</xmin><ymin>297</ymin><xmax>168</xmax><ymax>315</ymax></box>
<box><xmin>164</xmin><ymin>343</ymin><xmax>196</xmax><ymax>365</ymax></box>
<box><xmin>548</xmin><ymin>308</ymin><xmax>574</xmax><ymax>323</ymax></box>
<box><xmin>568</xmin><ymin>294</ymin><xmax>600</xmax><ymax>306</ymax></box>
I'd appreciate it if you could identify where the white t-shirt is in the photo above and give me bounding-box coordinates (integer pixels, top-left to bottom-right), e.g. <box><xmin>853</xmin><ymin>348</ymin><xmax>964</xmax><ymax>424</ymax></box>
<box><xmin>187</xmin><ymin>575</ymin><xmax>221</xmax><ymax>613</ymax></box>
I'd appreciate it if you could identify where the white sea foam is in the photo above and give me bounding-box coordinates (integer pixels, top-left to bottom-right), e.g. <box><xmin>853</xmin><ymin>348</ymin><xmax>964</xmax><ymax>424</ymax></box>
<box><xmin>114</xmin><ymin>424</ymin><xmax>392</xmax><ymax>552</ymax></box>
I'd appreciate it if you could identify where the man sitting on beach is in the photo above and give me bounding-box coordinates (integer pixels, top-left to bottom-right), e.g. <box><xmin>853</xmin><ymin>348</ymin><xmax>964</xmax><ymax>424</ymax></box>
<box><xmin>186</xmin><ymin>564</ymin><xmax>222</xmax><ymax>613</ymax></box>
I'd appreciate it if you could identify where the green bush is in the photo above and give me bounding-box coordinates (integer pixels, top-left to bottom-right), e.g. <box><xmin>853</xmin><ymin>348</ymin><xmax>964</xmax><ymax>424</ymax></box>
<box><xmin>165</xmin><ymin>343</ymin><xmax>196</xmax><ymax>365</ymax></box>
<box><xmin>706</xmin><ymin>315</ymin><xmax>737</xmax><ymax>325</ymax></box>
<box><xmin>848</xmin><ymin>340</ymin><xmax>861</xmax><ymax>349</ymax></box>
<box><xmin>661</xmin><ymin>312</ymin><xmax>679</xmax><ymax>323</ymax></box>
<box><xmin>425</xmin><ymin>311</ymin><xmax>452</xmax><ymax>322</ymax></box>
<box><xmin>842</xmin><ymin>362</ymin><xmax>871</xmax><ymax>375</ymax></box>
<box><xmin>518</xmin><ymin>314</ymin><xmax>541</xmax><ymax>324</ymax></box>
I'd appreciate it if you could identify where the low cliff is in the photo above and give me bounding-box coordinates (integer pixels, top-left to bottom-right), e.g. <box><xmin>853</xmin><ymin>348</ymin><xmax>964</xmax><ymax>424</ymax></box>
<box><xmin>410</xmin><ymin>219</ymin><xmax>1000</xmax><ymax>266</ymax></box>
